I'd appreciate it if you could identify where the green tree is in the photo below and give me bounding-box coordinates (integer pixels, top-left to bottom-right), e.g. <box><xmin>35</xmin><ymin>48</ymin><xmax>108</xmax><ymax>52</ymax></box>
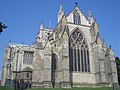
<box><xmin>115</xmin><ymin>57</ymin><xmax>120</xmax><ymax>85</ymax></box>
<box><xmin>0</xmin><ymin>22</ymin><xmax>7</xmax><ymax>33</ymax></box>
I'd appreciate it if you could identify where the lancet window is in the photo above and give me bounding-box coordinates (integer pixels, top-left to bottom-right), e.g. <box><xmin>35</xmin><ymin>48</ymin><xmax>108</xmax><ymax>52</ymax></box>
<box><xmin>73</xmin><ymin>10</ymin><xmax>81</xmax><ymax>25</ymax></box>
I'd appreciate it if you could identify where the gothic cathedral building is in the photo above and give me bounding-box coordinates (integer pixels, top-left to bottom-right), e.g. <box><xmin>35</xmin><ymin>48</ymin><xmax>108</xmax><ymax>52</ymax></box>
<box><xmin>1</xmin><ymin>3</ymin><xmax>118</xmax><ymax>88</ymax></box>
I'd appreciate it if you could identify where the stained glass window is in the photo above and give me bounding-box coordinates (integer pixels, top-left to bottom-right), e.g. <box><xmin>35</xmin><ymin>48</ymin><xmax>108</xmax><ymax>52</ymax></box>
<box><xmin>69</xmin><ymin>29</ymin><xmax>90</xmax><ymax>72</ymax></box>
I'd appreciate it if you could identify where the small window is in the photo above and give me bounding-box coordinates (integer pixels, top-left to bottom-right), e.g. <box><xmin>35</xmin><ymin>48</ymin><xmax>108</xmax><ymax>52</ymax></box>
<box><xmin>27</xmin><ymin>73</ymin><xmax>29</xmax><ymax>78</ymax></box>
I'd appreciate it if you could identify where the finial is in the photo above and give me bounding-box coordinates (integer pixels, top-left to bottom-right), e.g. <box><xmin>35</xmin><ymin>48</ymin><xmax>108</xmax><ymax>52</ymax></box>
<box><xmin>88</xmin><ymin>10</ymin><xmax>95</xmax><ymax>24</ymax></box>
<box><xmin>9</xmin><ymin>39</ymin><xmax>11</xmax><ymax>43</ymax></box>
<box><xmin>103</xmin><ymin>39</ymin><xmax>105</xmax><ymax>42</ymax></box>
<box><xmin>60</xmin><ymin>3</ymin><xmax>63</xmax><ymax>11</ymax></box>
<box><xmin>40</xmin><ymin>21</ymin><xmax>44</xmax><ymax>30</ymax></box>
<box><xmin>58</xmin><ymin>3</ymin><xmax>65</xmax><ymax>23</ymax></box>
<box><xmin>110</xmin><ymin>45</ymin><xmax>111</xmax><ymax>48</ymax></box>
<box><xmin>88</xmin><ymin>10</ymin><xmax>92</xmax><ymax>17</ymax></box>
<box><xmin>75</xmin><ymin>2</ymin><xmax>78</xmax><ymax>7</ymax></box>
<box><xmin>22</xmin><ymin>42</ymin><xmax>24</xmax><ymax>44</ymax></box>
<box><xmin>102</xmin><ymin>39</ymin><xmax>107</xmax><ymax>48</ymax></box>
<box><xmin>42</xmin><ymin>21</ymin><xmax>43</xmax><ymax>24</ymax></box>
<box><xmin>49</xmin><ymin>19</ymin><xmax>51</xmax><ymax>28</ymax></box>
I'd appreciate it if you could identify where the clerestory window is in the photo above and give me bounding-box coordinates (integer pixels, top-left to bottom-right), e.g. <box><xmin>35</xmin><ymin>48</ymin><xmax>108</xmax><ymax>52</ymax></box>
<box><xmin>23</xmin><ymin>51</ymin><xmax>34</xmax><ymax>65</ymax></box>
<box><xmin>69</xmin><ymin>29</ymin><xmax>90</xmax><ymax>72</ymax></box>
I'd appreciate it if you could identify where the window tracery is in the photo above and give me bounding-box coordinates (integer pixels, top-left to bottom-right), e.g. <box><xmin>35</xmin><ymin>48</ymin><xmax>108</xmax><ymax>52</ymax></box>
<box><xmin>69</xmin><ymin>29</ymin><xmax>90</xmax><ymax>72</ymax></box>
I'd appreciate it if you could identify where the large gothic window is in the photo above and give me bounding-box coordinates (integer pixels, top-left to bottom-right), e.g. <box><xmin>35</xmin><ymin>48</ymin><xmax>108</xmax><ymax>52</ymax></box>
<box><xmin>69</xmin><ymin>29</ymin><xmax>90</xmax><ymax>72</ymax></box>
<box><xmin>73</xmin><ymin>10</ymin><xmax>81</xmax><ymax>25</ymax></box>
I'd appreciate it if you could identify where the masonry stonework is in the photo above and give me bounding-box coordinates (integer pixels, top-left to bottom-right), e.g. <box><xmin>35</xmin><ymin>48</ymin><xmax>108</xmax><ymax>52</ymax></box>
<box><xmin>1</xmin><ymin>3</ymin><xmax>118</xmax><ymax>88</ymax></box>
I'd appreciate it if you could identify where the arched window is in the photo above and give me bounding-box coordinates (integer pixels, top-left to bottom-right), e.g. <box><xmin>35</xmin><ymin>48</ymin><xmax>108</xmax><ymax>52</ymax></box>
<box><xmin>69</xmin><ymin>29</ymin><xmax>90</xmax><ymax>72</ymax></box>
<box><xmin>73</xmin><ymin>10</ymin><xmax>80</xmax><ymax>25</ymax></box>
<box><xmin>51</xmin><ymin>53</ymin><xmax>58</xmax><ymax>87</ymax></box>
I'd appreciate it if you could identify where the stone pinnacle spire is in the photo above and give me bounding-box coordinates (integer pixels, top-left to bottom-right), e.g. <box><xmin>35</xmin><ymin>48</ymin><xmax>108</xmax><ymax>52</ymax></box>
<box><xmin>36</xmin><ymin>22</ymin><xmax>44</xmax><ymax>43</ymax></box>
<box><xmin>102</xmin><ymin>39</ymin><xmax>107</xmax><ymax>48</ymax></box>
<box><xmin>40</xmin><ymin>21</ymin><xmax>44</xmax><ymax>30</ymax></box>
<box><xmin>88</xmin><ymin>10</ymin><xmax>94</xmax><ymax>24</ymax></box>
<box><xmin>88</xmin><ymin>10</ymin><xmax>92</xmax><ymax>17</ymax></box>
<box><xmin>58</xmin><ymin>3</ymin><xmax>65</xmax><ymax>23</ymax></box>
<box><xmin>59</xmin><ymin>3</ymin><xmax>63</xmax><ymax>11</ymax></box>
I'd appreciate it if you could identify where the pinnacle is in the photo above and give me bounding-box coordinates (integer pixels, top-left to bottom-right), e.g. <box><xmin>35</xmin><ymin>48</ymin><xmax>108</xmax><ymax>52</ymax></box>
<box><xmin>59</xmin><ymin>3</ymin><xmax>63</xmax><ymax>11</ymax></box>
<box><xmin>40</xmin><ymin>21</ymin><xmax>44</xmax><ymax>30</ymax></box>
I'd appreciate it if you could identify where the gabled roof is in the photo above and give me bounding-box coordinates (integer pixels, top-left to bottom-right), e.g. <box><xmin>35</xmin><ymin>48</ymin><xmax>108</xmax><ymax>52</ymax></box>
<box><xmin>66</xmin><ymin>5</ymin><xmax>91</xmax><ymax>26</ymax></box>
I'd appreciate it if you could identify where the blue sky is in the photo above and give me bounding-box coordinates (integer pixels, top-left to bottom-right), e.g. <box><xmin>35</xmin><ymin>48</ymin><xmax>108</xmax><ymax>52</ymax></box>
<box><xmin>0</xmin><ymin>0</ymin><xmax>120</xmax><ymax>79</ymax></box>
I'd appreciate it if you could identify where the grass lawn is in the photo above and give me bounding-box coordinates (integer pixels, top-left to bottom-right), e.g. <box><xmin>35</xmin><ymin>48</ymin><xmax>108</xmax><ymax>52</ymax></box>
<box><xmin>0</xmin><ymin>86</ymin><xmax>13</xmax><ymax>90</ymax></box>
<box><xmin>0</xmin><ymin>86</ymin><xmax>120</xmax><ymax>90</ymax></box>
<box><xmin>26</xmin><ymin>87</ymin><xmax>120</xmax><ymax>90</ymax></box>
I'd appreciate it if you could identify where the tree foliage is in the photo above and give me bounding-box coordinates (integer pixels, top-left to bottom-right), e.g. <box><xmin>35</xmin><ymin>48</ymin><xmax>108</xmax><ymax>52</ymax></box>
<box><xmin>116</xmin><ymin>57</ymin><xmax>120</xmax><ymax>65</ymax></box>
<box><xmin>115</xmin><ymin>56</ymin><xmax>120</xmax><ymax>85</ymax></box>
<box><xmin>0</xmin><ymin>22</ymin><xmax>7</xmax><ymax>33</ymax></box>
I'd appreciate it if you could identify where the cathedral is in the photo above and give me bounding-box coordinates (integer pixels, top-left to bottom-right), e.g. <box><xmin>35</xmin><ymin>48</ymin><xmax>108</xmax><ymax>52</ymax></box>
<box><xmin>1</xmin><ymin>3</ymin><xmax>118</xmax><ymax>88</ymax></box>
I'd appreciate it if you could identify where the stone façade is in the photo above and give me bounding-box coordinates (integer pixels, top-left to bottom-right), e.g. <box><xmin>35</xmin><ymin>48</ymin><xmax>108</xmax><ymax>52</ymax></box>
<box><xmin>1</xmin><ymin>3</ymin><xmax>118</xmax><ymax>88</ymax></box>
